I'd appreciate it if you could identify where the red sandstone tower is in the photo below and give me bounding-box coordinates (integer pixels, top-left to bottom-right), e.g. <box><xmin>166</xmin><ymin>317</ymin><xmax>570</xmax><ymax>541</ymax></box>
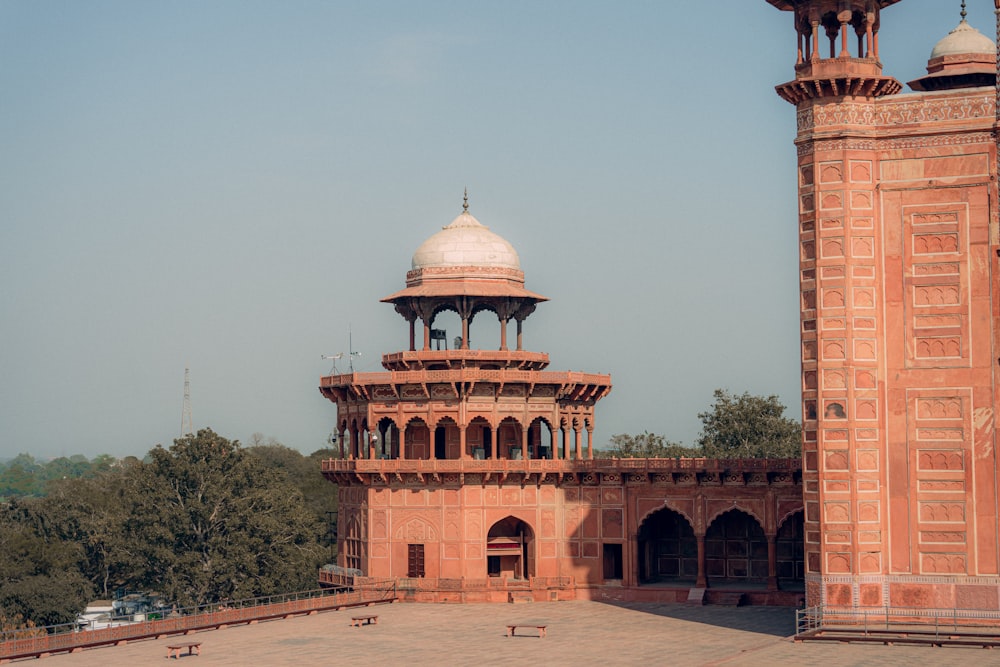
<box><xmin>767</xmin><ymin>0</ymin><xmax>1000</xmax><ymax>611</ymax></box>
<box><xmin>320</xmin><ymin>199</ymin><xmax>612</xmax><ymax>585</ymax></box>
<box><xmin>318</xmin><ymin>199</ymin><xmax>803</xmax><ymax>602</ymax></box>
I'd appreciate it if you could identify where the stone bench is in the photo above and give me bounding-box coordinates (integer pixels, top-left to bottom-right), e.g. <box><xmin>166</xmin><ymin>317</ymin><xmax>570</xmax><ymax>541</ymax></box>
<box><xmin>166</xmin><ymin>642</ymin><xmax>201</xmax><ymax>659</ymax></box>
<box><xmin>506</xmin><ymin>624</ymin><xmax>546</xmax><ymax>638</ymax></box>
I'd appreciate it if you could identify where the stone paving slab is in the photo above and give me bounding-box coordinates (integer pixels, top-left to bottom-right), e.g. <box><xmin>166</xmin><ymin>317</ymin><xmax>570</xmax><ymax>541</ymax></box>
<box><xmin>29</xmin><ymin>601</ymin><xmax>992</xmax><ymax>666</ymax></box>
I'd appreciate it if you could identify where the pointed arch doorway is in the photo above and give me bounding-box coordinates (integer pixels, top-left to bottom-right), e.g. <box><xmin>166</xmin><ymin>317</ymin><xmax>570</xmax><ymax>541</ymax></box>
<box><xmin>486</xmin><ymin>517</ymin><xmax>534</xmax><ymax>579</ymax></box>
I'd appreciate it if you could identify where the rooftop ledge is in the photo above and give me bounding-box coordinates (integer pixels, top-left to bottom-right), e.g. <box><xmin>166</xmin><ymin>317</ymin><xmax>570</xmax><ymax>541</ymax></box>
<box><xmin>320</xmin><ymin>457</ymin><xmax>801</xmax><ymax>475</ymax></box>
<box><xmin>381</xmin><ymin>349</ymin><xmax>551</xmax><ymax>371</ymax></box>
<box><xmin>320</xmin><ymin>368</ymin><xmax>611</xmax><ymax>388</ymax></box>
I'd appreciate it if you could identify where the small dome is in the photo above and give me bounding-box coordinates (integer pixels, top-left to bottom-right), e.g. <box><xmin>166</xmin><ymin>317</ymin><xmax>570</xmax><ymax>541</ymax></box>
<box><xmin>411</xmin><ymin>210</ymin><xmax>520</xmax><ymax>271</ymax></box>
<box><xmin>930</xmin><ymin>20</ymin><xmax>995</xmax><ymax>59</ymax></box>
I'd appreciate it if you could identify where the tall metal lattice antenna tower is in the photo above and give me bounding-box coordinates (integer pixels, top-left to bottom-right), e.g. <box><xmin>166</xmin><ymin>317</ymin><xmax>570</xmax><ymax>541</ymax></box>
<box><xmin>181</xmin><ymin>366</ymin><xmax>193</xmax><ymax>436</ymax></box>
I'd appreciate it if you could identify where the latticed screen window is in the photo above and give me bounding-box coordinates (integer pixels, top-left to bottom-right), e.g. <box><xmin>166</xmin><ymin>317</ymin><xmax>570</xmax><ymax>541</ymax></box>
<box><xmin>345</xmin><ymin>517</ymin><xmax>364</xmax><ymax>572</ymax></box>
<box><xmin>408</xmin><ymin>544</ymin><xmax>425</xmax><ymax>578</ymax></box>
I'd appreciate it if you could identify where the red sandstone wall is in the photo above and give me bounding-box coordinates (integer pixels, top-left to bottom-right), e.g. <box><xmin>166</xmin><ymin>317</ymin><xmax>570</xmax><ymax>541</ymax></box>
<box><xmin>338</xmin><ymin>475</ymin><xmax>801</xmax><ymax>590</ymax></box>
<box><xmin>798</xmin><ymin>86</ymin><xmax>1000</xmax><ymax>608</ymax></box>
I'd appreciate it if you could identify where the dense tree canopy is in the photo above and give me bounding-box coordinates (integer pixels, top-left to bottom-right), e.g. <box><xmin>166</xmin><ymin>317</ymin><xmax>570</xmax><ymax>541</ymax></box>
<box><xmin>0</xmin><ymin>499</ymin><xmax>94</xmax><ymax>627</ymax></box>
<box><xmin>603</xmin><ymin>432</ymin><xmax>699</xmax><ymax>458</ymax></box>
<box><xmin>0</xmin><ymin>452</ymin><xmax>121</xmax><ymax>499</ymax></box>
<box><xmin>0</xmin><ymin>429</ymin><xmax>333</xmax><ymax>627</ymax></box>
<box><xmin>244</xmin><ymin>438</ymin><xmax>339</xmax><ymax>529</ymax></box>
<box><xmin>697</xmin><ymin>389</ymin><xmax>801</xmax><ymax>458</ymax></box>
<box><xmin>126</xmin><ymin>430</ymin><xmax>325</xmax><ymax>607</ymax></box>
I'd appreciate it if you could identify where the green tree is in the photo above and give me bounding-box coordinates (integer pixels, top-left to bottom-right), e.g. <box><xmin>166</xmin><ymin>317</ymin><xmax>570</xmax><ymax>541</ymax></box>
<box><xmin>40</xmin><ymin>464</ymin><xmax>143</xmax><ymax>600</ymax></box>
<box><xmin>697</xmin><ymin>389</ymin><xmax>801</xmax><ymax>459</ymax></box>
<box><xmin>604</xmin><ymin>432</ymin><xmax>699</xmax><ymax>458</ymax></box>
<box><xmin>0</xmin><ymin>499</ymin><xmax>94</xmax><ymax>627</ymax></box>
<box><xmin>245</xmin><ymin>439</ymin><xmax>339</xmax><ymax>551</ymax></box>
<box><xmin>127</xmin><ymin>429</ymin><xmax>325</xmax><ymax>607</ymax></box>
<box><xmin>0</xmin><ymin>463</ymin><xmax>42</xmax><ymax>498</ymax></box>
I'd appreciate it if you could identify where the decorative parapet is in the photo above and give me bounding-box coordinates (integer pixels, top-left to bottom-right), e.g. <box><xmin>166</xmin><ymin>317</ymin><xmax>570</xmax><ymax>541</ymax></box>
<box><xmin>321</xmin><ymin>368</ymin><xmax>610</xmax><ymax>388</ymax></box>
<box><xmin>320</xmin><ymin>457</ymin><xmax>801</xmax><ymax>487</ymax></box>
<box><xmin>0</xmin><ymin>587</ymin><xmax>395</xmax><ymax>662</ymax></box>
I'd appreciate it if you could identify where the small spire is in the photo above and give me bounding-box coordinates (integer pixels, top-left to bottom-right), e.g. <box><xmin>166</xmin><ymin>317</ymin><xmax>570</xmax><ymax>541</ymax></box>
<box><xmin>462</xmin><ymin>188</ymin><xmax>469</xmax><ymax>213</ymax></box>
<box><xmin>960</xmin><ymin>0</ymin><xmax>966</xmax><ymax>21</ymax></box>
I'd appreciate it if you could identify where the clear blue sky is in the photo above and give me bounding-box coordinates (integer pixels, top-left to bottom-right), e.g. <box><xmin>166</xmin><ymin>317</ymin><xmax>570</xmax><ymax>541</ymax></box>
<box><xmin>0</xmin><ymin>1</ymin><xmax>986</xmax><ymax>459</ymax></box>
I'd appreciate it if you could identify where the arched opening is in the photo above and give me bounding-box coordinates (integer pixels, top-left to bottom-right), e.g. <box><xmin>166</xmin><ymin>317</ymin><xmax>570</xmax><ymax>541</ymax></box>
<box><xmin>434</xmin><ymin>426</ymin><xmax>446</xmax><ymax>459</ymax></box>
<box><xmin>467</xmin><ymin>417</ymin><xmax>492</xmax><ymax>459</ymax></box>
<box><xmin>636</xmin><ymin>508</ymin><xmax>697</xmax><ymax>584</ymax></box>
<box><xmin>433</xmin><ymin>417</ymin><xmax>458</xmax><ymax>459</ymax></box>
<box><xmin>528</xmin><ymin>417</ymin><xmax>555</xmax><ymax>459</ymax></box>
<box><xmin>486</xmin><ymin>517</ymin><xmax>534</xmax><ymax>579</ymax></box>
<box><xmin>429</xmin><ymin>308</ymin><xmax>461</xmax><ymax>352</ymax></box>
<box><xmin>404</xmin><ymin>418</ymin><xmax>430</xmax><ymax>460</ymax></box>
<box><xmin>468</xmin><ymin>304</ymin><xmax>500</xmax><ymax>350</ymax></box>
<box><xmin>776</xmin><ymin>510</ymin><xmax>805</xmax><ymax>590</ymax></box>
<box><xmin>375</xmin><ymin>417</ymin><xmax>397</xmax><ymax>459</ymax></box>
<box><xmin>705</xmin><ymin>510</ymin><xmax>767</xmax><ymax>584</ymax></box>
<box><xmin>498</xmin><ymin>417</ymin><xmax>523</xmax><ymax>460</ymax></box>
<box><xmin>348</xmin><ymin>418</ymin><xmax>361</xmax><ymax>459</ymax></box>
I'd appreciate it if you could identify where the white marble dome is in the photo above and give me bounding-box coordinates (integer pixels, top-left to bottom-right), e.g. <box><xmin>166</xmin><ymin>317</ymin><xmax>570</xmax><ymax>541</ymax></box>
<box><xmin>411</xmin><ymin>210</ymin><xmax>520</xmax><ymax>271</ymax></box>
<box><xmin>931</xmin><ymin>19</ymin><xmax>994</xmax><ymax>59</ymax></box>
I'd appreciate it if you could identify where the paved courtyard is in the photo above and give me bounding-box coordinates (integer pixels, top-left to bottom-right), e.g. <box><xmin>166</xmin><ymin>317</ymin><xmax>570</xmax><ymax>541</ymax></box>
<box><xmin>32</xmin><ymin>600</ymin><xmax>992</xmax><ymax>666</ymax></box>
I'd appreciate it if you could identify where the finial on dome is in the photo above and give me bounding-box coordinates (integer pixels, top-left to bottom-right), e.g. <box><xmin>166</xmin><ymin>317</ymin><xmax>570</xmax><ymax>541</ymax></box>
<box><xmin>462</xmin><ymin>188</ymin><xmax>469</xmax><ymax>213</ymax></box>
<box><xmin>960</xmin><ymin>0</ymin><xmax>966</xmax><ymax>21</ymax></box>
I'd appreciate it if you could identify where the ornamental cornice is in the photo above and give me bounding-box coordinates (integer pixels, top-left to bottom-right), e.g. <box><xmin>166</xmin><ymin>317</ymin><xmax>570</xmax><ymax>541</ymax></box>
<box><xmin>797</xmin><ymin>94</ymin><xmax>995</xmax><ymax>133</ymax></box>
<box><xmin>320</xmin><ymin>457</ymin><xmax>802</xmax><ymax>490</ymax></box>
<box><xmin>406</xmin><ymin>265</ymin><xmax>525</xmax><ymax>283</ymax></box>
<box><xmin>796</xmin><ymin>131</ymin><xmax>995</xmax><ymax>156</ymax></box>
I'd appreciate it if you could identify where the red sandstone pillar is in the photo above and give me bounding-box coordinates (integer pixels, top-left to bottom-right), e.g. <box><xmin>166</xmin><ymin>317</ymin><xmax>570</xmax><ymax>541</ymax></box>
<box><xmin>522</xmin><ymin>426</ymin><xmax>529</xmax><ymax>460</ymax></box>
<box><xmin>399</xmin><ymin>429</ymin><xmax>406</xmax><ymax>460</ymax></box>
<box><xmin>696</xmin><ymin>535</ymin><xmax>706</xmax><ymax>587</ymax></box>
<box><xmin>839</xmin><ymin>21</ymin><xmax>848</xmax><ymax>57</ymax></box>
<box><xmin>492</xmin><ymin>425</ymin><xmax>499</xmax><ymax>460</ymax></box>
<box><xmin>462</xmin><ymin>317</ymin><xmax>470</xmax><ymax>350</ymax></box>
<box><xmin>459</xmin><ymin>425</ymin><xmax>468</xmax><ymax>460</ymax></box>
<box><xmin>810</xmin><ymin>21</ymin><xmax>819</xmax><ymax>62</ymax></box>
<box><xmin>422</xmin><ymin>320</ymin><xmax>431</xmax><ymax>350</ymax></box>
<box><xmin>561</xmin><ymin>426</ymin><xmax>569</xmax><ymax>460</ymax></box>
<box><xmin>586</xmin><ymin>428</ymin><xmax>593</xmax><ymax>460</ymax></box>
<box><xmin>767</xmin><ymin>536</ymin><xmax>778</xmax><ymax>592</ymax></box>
<box><xmin>574</xmin><ymin>428</ymin><xmax>582</xmax><ymax>461</ymax></box>
<box><xmin>865</xmin><ymin>20</ymin><xmax>873</xmax><ymax>57</ymax></box>
<box><xmin>499</xmin><ymin>318</ymin><xmax>508</xmax><ymax>351</ymax></box>
<box><xmin>516</xmin><ymin>319</ymin><xmax>523</xmax><ymax>351</ymax></box>
<box><xmin>796</xmin><ymin>30</ymin><xmax>804</xmax><ymax>65</ymax></box>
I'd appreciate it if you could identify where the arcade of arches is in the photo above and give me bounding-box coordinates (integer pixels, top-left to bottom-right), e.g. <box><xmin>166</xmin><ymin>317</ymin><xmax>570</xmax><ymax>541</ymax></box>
<box><xmin>335</xmin><ymin>415</ymin><xmax>594</xmax><ymax>462</ymax></box>
<box><xmin>323</xmin><ymin>464</ymin><xmax>804</xmax><ymax>604</ymax></box>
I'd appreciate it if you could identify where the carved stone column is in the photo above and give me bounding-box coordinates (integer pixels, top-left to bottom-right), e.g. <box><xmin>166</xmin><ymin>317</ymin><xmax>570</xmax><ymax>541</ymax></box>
<box><xmin>767</xmin><ymin>535</ymin><xmax>778</xmax><ymax>591</ymax></box>
<box><xmin>696</xmin><ymin>535</ymin><xmax>707</xmax><ymax>588</ymax></box>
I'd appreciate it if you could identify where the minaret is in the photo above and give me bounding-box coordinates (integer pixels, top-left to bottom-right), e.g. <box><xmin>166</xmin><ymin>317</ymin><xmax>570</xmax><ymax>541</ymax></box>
<box><xmin>767</xmin><ymin>0</ymin><xmax>1000</xmax><ymax>613</ymax></box>
<box><xmin>768</xmin><ymin>0</ymin><xmax>902</xmax><ymax>104</ymax></box>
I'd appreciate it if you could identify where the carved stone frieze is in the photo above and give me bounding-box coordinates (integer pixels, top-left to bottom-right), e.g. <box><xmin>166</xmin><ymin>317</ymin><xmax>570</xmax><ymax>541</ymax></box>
<box><xmin>796</xmin><ymin>131</ymin><xmax>994</xmax><ymax>156</ymax></box>
<box><xmin>797</xmin><ymin>95</ymin><xmax>994</xmax><ymax>133</ymax></box>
